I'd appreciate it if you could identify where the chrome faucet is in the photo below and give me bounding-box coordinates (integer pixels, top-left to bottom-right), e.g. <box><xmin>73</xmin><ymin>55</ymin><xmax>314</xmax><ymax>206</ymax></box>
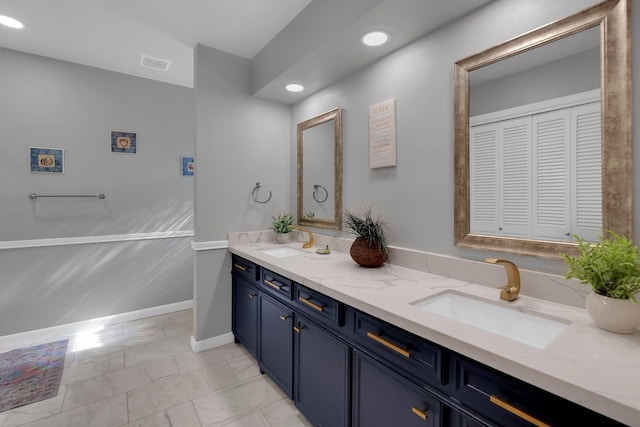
<box><xmin>485</xmin><ymin>258</ymin><xmax>520</xmax><ymax>301</ymax></box>
<box><xmin>291</xmin><ymin>225</ymin><xmax>314</xmax><ymax>249</ymax></box>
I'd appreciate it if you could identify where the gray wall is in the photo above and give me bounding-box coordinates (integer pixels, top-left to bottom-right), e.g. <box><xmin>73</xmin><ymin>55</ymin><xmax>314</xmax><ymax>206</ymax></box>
<box><xmin>193</xmin><ymin>45</ymin><xmax>290</xmax><ymax>341</ymax></box>
<box><xmin>0</xmin><ymin>48</ymin><xmax>195</xmax><ymax>335</ymax></box>
<box><xmin>290</xmin><ymin>0</ymin><xmax>628</xmax><ymax>275</ymax></box>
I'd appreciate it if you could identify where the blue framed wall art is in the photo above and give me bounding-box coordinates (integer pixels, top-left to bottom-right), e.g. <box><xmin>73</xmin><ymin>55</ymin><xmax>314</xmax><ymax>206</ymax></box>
<box><xmin>30</xmin><ymin>147</ymin><xmax>64</xmax><ymax>174</ymax></box>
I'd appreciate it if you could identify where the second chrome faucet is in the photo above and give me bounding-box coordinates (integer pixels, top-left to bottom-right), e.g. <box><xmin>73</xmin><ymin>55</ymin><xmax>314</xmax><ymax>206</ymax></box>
<box><xmin>485</xmin><ymin>258</ymin><xmax>521</xmax><ymax>301</ymax></box>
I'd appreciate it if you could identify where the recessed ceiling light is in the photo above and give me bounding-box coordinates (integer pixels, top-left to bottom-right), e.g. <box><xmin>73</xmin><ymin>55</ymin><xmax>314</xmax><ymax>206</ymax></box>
<box><xmin>286</xmin><ymin>84</ymin><xmax>304</xmax><ymax>93</ymax></box>
<box><xmin>0</xmin><ymin>15</ymin><xmax>24</xmax><ymax>29</ymax></box>
<box><xmin>361</xmin><ymin>31</ymin><xmax>389</xmax><ymax>47</ymax></box>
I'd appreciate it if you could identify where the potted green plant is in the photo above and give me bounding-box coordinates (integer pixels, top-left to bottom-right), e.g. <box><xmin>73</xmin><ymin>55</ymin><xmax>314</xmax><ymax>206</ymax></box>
<box><xmin>272</xmin><ymin>213</ymin><xmax>294</xmax><ymax>243</ymax></box>
<box><xmin>562</xmin><ymin>232</ymin><xmax>640</xmax><ymax>333</ymax></box>
<box><xmin>344</xmin><ymin>207</ymin><xmax>389</xmax><ymax>268</ymax></box>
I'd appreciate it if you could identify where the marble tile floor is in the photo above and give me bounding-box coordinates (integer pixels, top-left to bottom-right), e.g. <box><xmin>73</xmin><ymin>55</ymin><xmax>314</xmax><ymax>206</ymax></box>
<box><xmin>0</xmin><ymin>309</ymin><xmax>312</xmax><ymax>427</ymax></box>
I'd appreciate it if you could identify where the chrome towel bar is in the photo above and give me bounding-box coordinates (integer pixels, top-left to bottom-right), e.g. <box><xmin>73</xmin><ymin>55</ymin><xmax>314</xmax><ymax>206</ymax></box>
<box><xmin>29</xmin><ymin>193</ymin><xmax>106</xmax><ymax>200</ymax></box>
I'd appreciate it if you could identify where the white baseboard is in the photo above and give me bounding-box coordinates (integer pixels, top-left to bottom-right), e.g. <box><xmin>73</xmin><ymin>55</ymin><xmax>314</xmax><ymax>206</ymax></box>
<box><xmin>0</xmin><ymin>300</ymin><xmax>194</xmax><ymax>349</ymax></box>
<box><xmin>190</xmin><ymin>332</ymin><xmax>235</xmax><ymax>353</ymax></box>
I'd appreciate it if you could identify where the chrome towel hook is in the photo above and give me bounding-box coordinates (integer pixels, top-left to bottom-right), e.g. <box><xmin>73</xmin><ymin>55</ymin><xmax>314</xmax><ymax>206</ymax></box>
<box><xmin>251</xmin><ymin>182</ymin><xmax>272</xmax><ymax>204</ymax></box>
<box><xmin>312</xmin><ymin>184</ymin><xmax>328</xmax><ymax>203</ymax></box>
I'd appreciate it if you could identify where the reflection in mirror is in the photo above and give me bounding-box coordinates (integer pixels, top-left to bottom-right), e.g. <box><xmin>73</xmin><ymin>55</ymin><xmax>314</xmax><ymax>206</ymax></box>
<box><xmin>303</xmin><ymin>120</ymin><xmax>335</xmax><ymax>219</ymax></box>
<box><xmin>470</xmin><ymin>27</ymin><xmax>600</xmax><ymax>117</ymax></box>
<box><xmin>469</xmin><ymin>27</ymin><xmax>601</xmax><ymax>243</ymax></box>
<box><xmin>297</xmin><ymin>108</ymin><xmax>342</xmax><ymax>229</ymax></box>
<box><xmin>454</xmin><ymin>0</ymin><xmax>632</xmax><ymax>258</ymax></box>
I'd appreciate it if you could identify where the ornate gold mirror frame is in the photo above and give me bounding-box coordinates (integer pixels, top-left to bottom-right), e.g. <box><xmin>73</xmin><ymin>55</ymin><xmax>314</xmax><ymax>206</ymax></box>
<box><xmin>454</xmin><ymin>0</ymin><xmax>632</xmax><ymax>258</ymax></box>
<box><xmin>297</xmin><ymin>107</ymin><xmax>343</xmax><ymax>229</ymax></box>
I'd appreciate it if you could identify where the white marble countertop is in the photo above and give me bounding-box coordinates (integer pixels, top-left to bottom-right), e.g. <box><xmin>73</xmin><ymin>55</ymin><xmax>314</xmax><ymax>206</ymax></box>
<box><xmin>229</xmin><ymin>241</ymin><xmax>640</xmax><ymax>426</ymax></box>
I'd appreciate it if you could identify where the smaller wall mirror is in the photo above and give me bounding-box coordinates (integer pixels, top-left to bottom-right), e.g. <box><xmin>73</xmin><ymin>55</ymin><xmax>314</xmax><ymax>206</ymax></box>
<box><xmin>297</xmin><ymin>107</ymin><xmax>342</xmax><ymax>229</ymax></box>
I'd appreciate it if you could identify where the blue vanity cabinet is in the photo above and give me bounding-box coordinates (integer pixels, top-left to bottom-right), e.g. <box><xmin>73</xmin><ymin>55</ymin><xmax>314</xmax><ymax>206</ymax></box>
<box><xmin>230</xmin><ymin>255</ymin><xmax>626</xmax><ymax>427</ymax></box>
<box><xmin>258</xmin><ymin>293</ymin><xmax>293</xmax><ymax>398</ymax></box>
<box><xmin>353</xmin><ymin>350</ymin><xmax>443</xmax><ymax>427</ymax></box>
<box><xmin>294</xmin><ymin>315</ymin><xmax>351</xmax><ymax>427</ymax></box>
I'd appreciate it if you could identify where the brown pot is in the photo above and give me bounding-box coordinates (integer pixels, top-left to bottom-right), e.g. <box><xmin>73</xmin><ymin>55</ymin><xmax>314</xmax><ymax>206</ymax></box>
<box><xmin>350</xmin><ymin>237</ymin><xmax>387</xmax><ymax>268</ymax></box>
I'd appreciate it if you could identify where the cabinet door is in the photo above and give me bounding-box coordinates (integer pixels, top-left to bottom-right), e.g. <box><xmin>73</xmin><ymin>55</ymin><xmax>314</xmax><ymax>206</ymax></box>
<box><xmin>259</xmin><ymin>294</ymin><xmax>293</xmax><ymax>397</ymax></box>
<box><xmin>353</xmin><ymin>351</ymin><xmax>442</xmax><ymax>427</ymax></box>
<box><xmin>231</xmin><ymin>276</ymin><xmax>259</xmax><ymax>358</ymax></box>
<box><xmin>294</xmin><ymin>317</ymin><xmax>350</xmax><ymax>427</ymax></box>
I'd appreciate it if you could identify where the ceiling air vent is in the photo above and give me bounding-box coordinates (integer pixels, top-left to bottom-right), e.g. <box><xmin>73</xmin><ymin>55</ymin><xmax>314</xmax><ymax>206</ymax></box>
<box><xmin>139</xmin><ymin>54</ymin><xmax>172</xmax><ymax>71</ymax></box>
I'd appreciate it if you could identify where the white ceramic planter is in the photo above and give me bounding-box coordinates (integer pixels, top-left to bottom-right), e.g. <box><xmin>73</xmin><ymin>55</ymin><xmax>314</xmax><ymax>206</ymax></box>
<box><xmin>585</xmin><ymin>292</ymin><xmax>640</xmax><ymax>334</ymax></box>
<box><xmin>275</xmin><ymin>232</ymin><xmax>290</xmax><ymax>244</ymax></box>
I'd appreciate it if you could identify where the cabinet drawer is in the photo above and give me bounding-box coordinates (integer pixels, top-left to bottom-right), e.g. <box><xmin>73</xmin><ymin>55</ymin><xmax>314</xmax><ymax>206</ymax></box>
<box><xmin>452</xmin><ymin>355</ymin><xmax>625</xmax><ymax>427</ymax></box>
<box><xmin>260</xmin><ymin>269</ymin><xmax>293</xmax><ymax>302</ymax></box>
<box><xmin>351</xmin><ymin>310</ymin><xmax>444</xmax><ymax>387</ymax></box>
<box><xmin>231</xmin><ymin>255</ymin><xmax>259</xmax><ymax>283</ymax></box>
<box><xmin>293</xmin><ymin>284</ymin><xmax>344</xmax><ymax>328</ymax></box>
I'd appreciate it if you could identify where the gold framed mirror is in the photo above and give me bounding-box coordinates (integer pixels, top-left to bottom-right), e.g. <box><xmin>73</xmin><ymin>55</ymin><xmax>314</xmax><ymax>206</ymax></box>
<box><xmin>297</xmin><ymin>107</ymin><xmax>342</xmax><ymax>229</ymax></box>
<box><xmin>454</xmin><ymin>0</ymin><xmax>632</xmax><ymax>258</ymax></box>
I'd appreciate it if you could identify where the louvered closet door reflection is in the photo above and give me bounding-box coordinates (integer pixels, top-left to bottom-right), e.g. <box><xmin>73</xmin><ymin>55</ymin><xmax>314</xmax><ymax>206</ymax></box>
<box><xmin>500</xmin><ymin>117</ymin><xmax>532</xmax><ymax>238</ymax></box>
<box><xmin>571</xmin><ymin>102</ymin><xmax>602</xmax><ymax>242</ymax></box>
<box><xmin>470</xmin><ymin>124</ymin><xmax>499</xmax><ymax>235</ymax></box>
<box><xmin>470</xmin><ymin>117</ymin><xmax>532</xmax><ymax>237</ymax></box>
<box><xmin>532</xmin><ymin>109</ymin><xmax>571</xmax><ymax>241</ymax></box>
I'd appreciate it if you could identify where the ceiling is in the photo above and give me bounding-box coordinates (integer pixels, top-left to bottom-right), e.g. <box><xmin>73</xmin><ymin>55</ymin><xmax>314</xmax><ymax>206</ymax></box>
<box><xmin>0</xmin><ymin>0</ymin><xmax>493</xmax><ymax>104</ymax></box>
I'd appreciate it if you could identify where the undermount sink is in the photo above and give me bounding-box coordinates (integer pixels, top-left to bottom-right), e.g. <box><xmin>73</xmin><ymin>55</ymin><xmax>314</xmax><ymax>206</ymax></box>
<box><xmin>411</xmin><ymin>291</ymin><xmax>569</xmax><ymax>349</ymax></box>
<box><xmin>259</xmin><ymin>246</ymin><xmax>305</xmax><ymax>258</ymax></box>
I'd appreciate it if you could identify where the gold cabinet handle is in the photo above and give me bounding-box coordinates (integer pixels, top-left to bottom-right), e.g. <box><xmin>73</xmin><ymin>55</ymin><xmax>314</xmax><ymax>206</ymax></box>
<box><xmin>248</xmin><ymin>293</ymin><xmax>257</xmax><ymax>299</ymax></box>
<box><xmin>490</xmin><ymin>395</ymin><xmax>551</xmax><ymax>427</ymax></box>
<box><xmin>264</xmin><ymin>279</ymin><xmax>282</xmax><ymax>290</ymax></box>
<box><xmin>411</xmin><ymin>406</ymin><xmax>428</xmax><ymax>421</ymax></box>
<box><xmin>298</xmin><ymin>296</ymin><xmax>324</xmax><ymax>312</ymax></box>
<box><xmin>366</xmin><ymin>331</ymin><xmax>411</xmax><ymax>358</ymax></box>
<box><xmin>279</xmin><ymin>315</ymin><xmax>290</xmax><ymax>321</ymax></box>
<box><xmin>234</xmin><ymin>263</ymin><xmax>247</xmax><ymax>271</ymax></box>
<box><xmin>293</xmin><ymin>326</ymin><xmax>303</xmax><ymax>333</ymax></box>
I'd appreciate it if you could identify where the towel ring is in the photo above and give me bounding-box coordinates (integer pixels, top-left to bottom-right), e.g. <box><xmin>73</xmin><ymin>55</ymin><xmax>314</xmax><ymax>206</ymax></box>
<box><xmin>313</xmin><ymin>184</ymin><xmax>328</xmax><ymax>203</ymax></box>
<box><xmin>251</xmin><ymin>182</ymin><xmax>272</xmax><ymax>204</ymax></box>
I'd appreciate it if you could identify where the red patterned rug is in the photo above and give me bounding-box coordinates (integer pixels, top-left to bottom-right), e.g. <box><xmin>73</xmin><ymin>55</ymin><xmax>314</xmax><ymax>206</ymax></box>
<box><xmin>0</xmin><ymin>340</ymin><xmax>68</xmax><ymax>412</ymax></box>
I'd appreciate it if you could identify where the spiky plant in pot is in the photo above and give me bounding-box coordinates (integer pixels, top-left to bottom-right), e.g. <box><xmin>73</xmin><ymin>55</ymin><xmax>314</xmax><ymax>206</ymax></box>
<box><xmin>344</xmin><ymin>207</ymin><xmax>389</xmax><ymax>268</ymax></box>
